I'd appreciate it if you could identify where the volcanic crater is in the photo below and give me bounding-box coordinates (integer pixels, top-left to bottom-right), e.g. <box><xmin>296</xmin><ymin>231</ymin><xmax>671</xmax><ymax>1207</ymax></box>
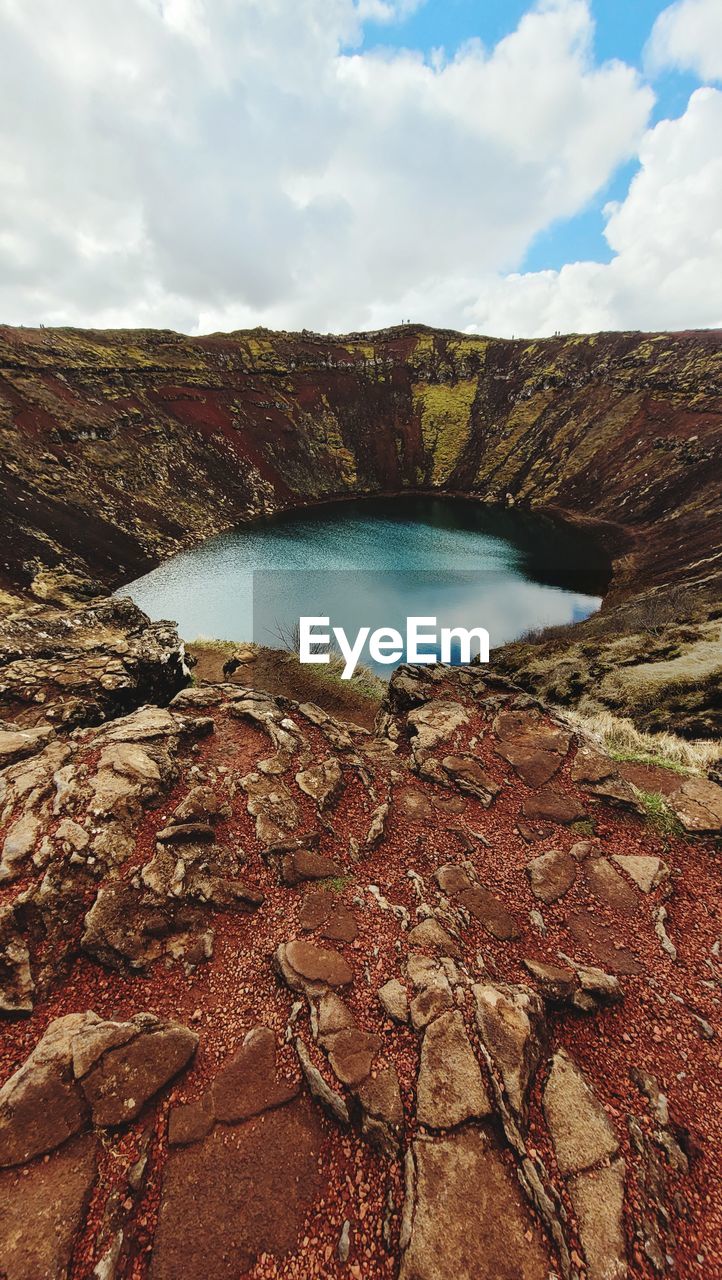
<box><xmin>0</xmin><ymin>323</ymin><xmax>721</xmax><ymax>1280</ymax></box>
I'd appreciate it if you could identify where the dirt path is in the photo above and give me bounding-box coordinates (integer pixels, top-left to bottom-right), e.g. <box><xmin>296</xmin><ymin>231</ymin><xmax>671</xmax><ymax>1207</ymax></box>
<box><xmin>187</xmin><ymin>643</ymin><xmax>381</xmax><ymax>731</ymax></box>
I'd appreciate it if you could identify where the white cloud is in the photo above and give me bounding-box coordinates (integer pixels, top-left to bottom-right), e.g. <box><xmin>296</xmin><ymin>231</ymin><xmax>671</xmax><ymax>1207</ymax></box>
<box><xmin>463</xmin><ymin>87</ymin><xmax>722</xmax><ymax>337</ymax></box>
<box><xmin>647</xmin><ymin>0</ymin><xmax>722</xmax><ymax>83</ymax></box>
<box><xmin>0</xmin><ymin>0</ymin><xmax>654</xmax><ymax>334</ymax></box>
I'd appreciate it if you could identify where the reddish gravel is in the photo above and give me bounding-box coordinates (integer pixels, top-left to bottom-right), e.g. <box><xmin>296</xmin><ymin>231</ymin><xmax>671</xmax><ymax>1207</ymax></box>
<box><xmin>1</xmin><ymin>673</ymin><xmax>720</xmax><ymax>1280</ymax></box>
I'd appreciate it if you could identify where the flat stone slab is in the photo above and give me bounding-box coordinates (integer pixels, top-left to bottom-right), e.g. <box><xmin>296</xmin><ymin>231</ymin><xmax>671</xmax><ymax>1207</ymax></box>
<box><xmin>82</xmin><ymin>1024</ymin><xmax>199</xmax><ymax>1126</ymax></box>
<box><xmin>0</xmin><ymin>1133</ymin><xmax>98</xmax><ymax>1280</ymax></box>
<box><xmin>298</xmin><ymin>891</ymin><xmax>357</xmax><ymax>942</ymax></box>
<box><xmin>494</xmin><ymin>708</ymin><xmax>571</xmax><ymax>788</ymax></box>
<box><xmin>668</xmin><ymin>777</ymin><xmax>722</xmax><ymax>833</ymax></box>
<box><xmin>400</xmin><ymin>1128</ymin><xmax>551</xmax><ymax>1280</ymax></box>
<box><xmin>397</xmin><ymin>788</ymin><xmax>435</xmax><ymax>820</ymax></box>
<box><xmin>522</xmin><ymin>790</ymin><xmax>587</xmax><ymax>825</ymax></box>
<box><xmin>522</xmin><ymin>959</ymin><xmax>578</xmax><ymax>1000</ymax></box>
<box><xmin>612</xmin><ymin>853</ymin><xmax>669</xmax><ymax>893</ymax></box>
<box><xmin>276</xmin><ymin>939</ymin><xmax>354</xmax><ymax>992</ymax></box>
<box><xmin>585</xmin><ymin>856</ymin><xmax>639</xmax><ymax>917</ymax></box>
<box><xmin>543</xmin><ymin>1049</ymin><xmax>619</xmax><ymax>1176</ymax></box>
<box><xmin>281</xmin><ymin>850</ymin><xmax>344</xmax><ymax>886</ymax></box>
<box><xmin>150</xmin><ymin>1096</ymin><xmax>325</xmax><ymax>1280</ymax></box>
<box><xmin>211</xmin><ymin>1026</ymin><xmax>299</xmax><ymax>1123</ymax></box>
<box><xmin>567</xmin><ymin>911</ymin><xmax>643</xmax><ymax>975</ymax></box>
<box><xmin>458</xmin><ymin>885</ymin><xmax>521</xmax><ymax>940</ymax></box>
<box><xmin>569</xmin><ymin>1158</ymin><xmax>627</xmax><ymax>1280</ymax></box>
<box><xmin>416</xmin><ymin>1010</ymin><xmax>491</xmax><ymax>1128</ymax></box>
<box><xmin>326</xmin><ymin>1027</ymin><xmax>381</xmax><ymax>1086</ymax></box>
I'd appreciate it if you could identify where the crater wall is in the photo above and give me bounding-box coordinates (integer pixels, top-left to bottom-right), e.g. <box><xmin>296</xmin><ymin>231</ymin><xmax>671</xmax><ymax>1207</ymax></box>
<box><xmin>1</xmin><ymin>323</ymin><xmax>720</xmax><ymax>731</ymax></box>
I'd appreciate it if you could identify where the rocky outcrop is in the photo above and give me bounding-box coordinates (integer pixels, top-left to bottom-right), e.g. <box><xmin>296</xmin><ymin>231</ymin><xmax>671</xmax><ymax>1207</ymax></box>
<box><xmin>0</xmin><ymin>1012</ymin><xmax>197</xmax><ymax>1166</ymax></box>
<box><xmin>0</xmin><ymin>657</ymin><xmax>718</xmax><ymax>1279</ymax></box>
<box><xmin>0</xmin><ymin>595</ymin><xmax>189</xmax><ymax>729</ymax></box>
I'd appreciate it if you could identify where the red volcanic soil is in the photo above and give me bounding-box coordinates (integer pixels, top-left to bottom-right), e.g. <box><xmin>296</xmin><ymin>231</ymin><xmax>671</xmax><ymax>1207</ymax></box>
<box><xmin>1</xmin><ymin>664</ymin><xmax>720</xmax><ymax>1279</ymax></box>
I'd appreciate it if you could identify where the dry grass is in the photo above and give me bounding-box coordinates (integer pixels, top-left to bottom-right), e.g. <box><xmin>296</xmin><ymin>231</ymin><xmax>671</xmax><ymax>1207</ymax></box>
<box><xmin>564</xmin><ymin>707</ymin><xmax>720</xmax><ymax>774</ymax></box>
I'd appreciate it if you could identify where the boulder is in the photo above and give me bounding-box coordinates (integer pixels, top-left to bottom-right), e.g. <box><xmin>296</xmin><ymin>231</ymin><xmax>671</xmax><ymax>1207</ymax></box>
<box><xmin>407</xmin><ymin>918</ymin><xmax>463</xmax><ymax>959</ymax></box>
<box><xmin>0</xmin><ymin>813</ymin><xmax>41</xmax><ymax>881</ymax></box>
<box><xmin>365</xmin><ymin>801</ymin><xmax>389</xmax><ymax>848</ymax></box>
<box><xmin>0</xmin><ymin>1012</ymin><xmax>92</xmax><ymax>1166</ymax></box>
<box><xmin>397</xmin><ymin>788</ymin><xmax>435</xmax><ymax>820</ymax></box>
<box><xmin>522</xmin><ymin>959</ymin><xmax>578</xmax><ymax>1001</ymax></box>
<box><xmin>241</xmin><ymin>773</ymin><xmax>299</xmax><ymax>847</ymax></box>
<box><xmin>81</xmin><ymin>1023</ymin><xmax>198</xmax><ymax>1126</ymax></box>
<box><xmin>410</xmin><ymin>983</ymin><xmax>454</xmax><ymax>1030</ymax></box>
<box><xmin>275</xmin><ymin>939</ymin><xmax>353</xmax><ymax>994</ymax></box>
<box><xmin>0</xmin><ymin>723</ymin><xmax>54</xmax><ymax>766</ymax></box>
<box><xmin>435</xmin><ymin>864</ymin><xmax>473</xmax><ymax>897</ymax></box>
<box><xmin>571</xmin><ymin>746</ymin><xmax>644</xmax><ymax>812</ymax></box>
<box><xmin>440</xmin><ymin>756</ymin><xmax>501</xmax><ymax>805</ymax></box>
<box><xmin>294</xmin><ymin>1037</ymin><xmax>349</xmax><ymax>1126</ymax></box>
<box><xmin>377</xmin><ymin>978</ymin><xmax>409</xmax><ymax>1024</ymax></box>
<box><xmin>295</xmin><ymin>758</ymin><xmax>343</xmax><ymax>809</ymax></box>
<box><xmin>171</xmin><ymin>786</ymin><xmax>223</xmax><ymax>824</ymax></box>
<box><xmin>407</xmin><ymin>701</ymin><xmax>469</xmax><ymax>761</ymax></box>
<box><xmin>526</xmin><ymin>848</ymin><xmax>577</xmax><ymax>904</ymax></box>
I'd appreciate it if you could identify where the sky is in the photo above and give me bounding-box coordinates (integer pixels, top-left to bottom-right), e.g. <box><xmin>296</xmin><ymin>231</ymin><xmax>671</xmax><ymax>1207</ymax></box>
<box><xmin>0</xmin><ymin>0</ymin><xmax>720</xmax><ymax>337</ymax></box>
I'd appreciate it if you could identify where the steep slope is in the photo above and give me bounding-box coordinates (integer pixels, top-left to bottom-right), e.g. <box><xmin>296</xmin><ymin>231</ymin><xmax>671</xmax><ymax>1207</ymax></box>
<box><xmin>0</xmin><ymin>323</ymin><xmax>720</xmax><ymax>733</ymax></box>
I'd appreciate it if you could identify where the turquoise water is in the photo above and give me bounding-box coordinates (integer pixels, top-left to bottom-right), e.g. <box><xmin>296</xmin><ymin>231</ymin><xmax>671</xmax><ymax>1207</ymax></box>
<box><xmin>120</xmin><ymin>497</ymin><xmax>607</xmax><ymax>673</ymax></box>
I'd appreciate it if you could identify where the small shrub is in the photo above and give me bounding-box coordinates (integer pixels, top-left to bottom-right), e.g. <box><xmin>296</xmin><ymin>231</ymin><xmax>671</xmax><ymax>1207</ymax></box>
<box><xmin>632</xmin><ymin>788</ymin><xmax>684</xmax><ymax>838</ymax></box>
<box><xmin>317</xmin><ymin>875</ymin><xmax>354</xmax><ymax>893</ymax></box>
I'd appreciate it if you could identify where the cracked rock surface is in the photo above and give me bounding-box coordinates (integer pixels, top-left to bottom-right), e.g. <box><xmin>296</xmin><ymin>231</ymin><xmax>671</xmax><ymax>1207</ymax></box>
<box><xmin>0</xmin><ymin>656</ymin><xmax>720</xmax><ymax>1279</ymax></box>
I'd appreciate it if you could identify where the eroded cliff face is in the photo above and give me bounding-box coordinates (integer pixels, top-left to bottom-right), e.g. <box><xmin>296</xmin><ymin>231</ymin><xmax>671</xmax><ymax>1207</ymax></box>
<box><xmin>0</xmin><ymin>323</ymin><xmax>720</xmax><ymax>731</ymax></box>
